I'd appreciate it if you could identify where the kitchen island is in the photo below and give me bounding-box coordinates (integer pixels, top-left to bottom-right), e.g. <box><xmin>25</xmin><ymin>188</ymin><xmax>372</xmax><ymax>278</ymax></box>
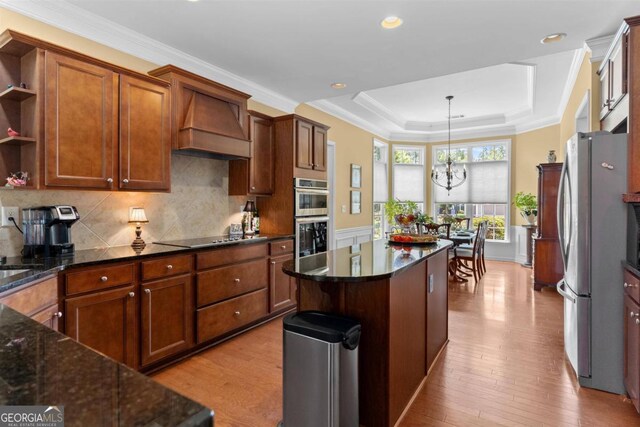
<box><xmin>283</xmin><ymin>239</ymin><xmax>453</xmax><ymax>427</ymax></box>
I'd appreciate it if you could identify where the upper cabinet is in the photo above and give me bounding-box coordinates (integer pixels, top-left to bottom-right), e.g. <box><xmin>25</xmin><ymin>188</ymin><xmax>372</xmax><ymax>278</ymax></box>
<box><xmin>0</xmin><ymin>30</ymin><xmax>171</xmax><ymax>192</ymax></box>
<box><xmin>599</xmin><ymin>30</ymin><xmax>629</xmax><ymax>121</ymax></box>
<box><xmin>119</xmin><ymin>74</ymin><xmax>171</xmax><ymax>191</ymax></box>
<box><xmin>293</xmin><ymin>118</ymin><xmax>327</xmax><ymax>175</ymax></box>
<box><xmin>0</xmin><ymin>33</ymin><xmax>44</xmax><ymax>189</ymax></box>
<box><xmin>44</xmin><ymin>52</ymin><xmax>118</xmax><ymax>189</ymax></box>
<box><xmin>148</xmin><ymin>65</ymin><xmax>251</xmax><ymax>158</ymax></box>
<box><xmin>229</xmin><ymin>110</ymin><xmax>275</xmax><ymax>196</ymax></box>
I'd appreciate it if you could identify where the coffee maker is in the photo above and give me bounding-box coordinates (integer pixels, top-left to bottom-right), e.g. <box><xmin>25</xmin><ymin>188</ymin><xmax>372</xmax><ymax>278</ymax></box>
<box><xmin>22</xmin><ymin>206</ymin><xmax>80</xmax><ymax>258</ymax></box>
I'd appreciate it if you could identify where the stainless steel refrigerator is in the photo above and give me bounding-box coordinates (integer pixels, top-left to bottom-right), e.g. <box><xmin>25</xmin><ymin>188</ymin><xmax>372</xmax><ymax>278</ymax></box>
<box><xmin>556</xmin><ymin>131</ymin><xmax>627</xmax><ymax>394</ymax></box>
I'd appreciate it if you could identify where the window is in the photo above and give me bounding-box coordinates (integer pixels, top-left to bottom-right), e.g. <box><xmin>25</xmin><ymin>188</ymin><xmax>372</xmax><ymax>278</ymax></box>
<box><xmin>392</xmin><ymin>145</ymin><xmax>425</xmax><ymax>213</ymax></box>
<box><xmin>432</xmin><ymin>140</ymin><xmax>510</xmax><ymax>241</ymax></box>
<box><xmin>373</xmin><ymin>140</ymin><xmax>388</xmax><ymax>240</ymax></box>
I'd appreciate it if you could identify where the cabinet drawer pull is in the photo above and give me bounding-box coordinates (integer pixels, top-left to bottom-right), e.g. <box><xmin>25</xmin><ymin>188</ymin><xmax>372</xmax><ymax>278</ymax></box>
<box><xmin>53</xmin><ymin>312</ymin><xmax>63</xmax><ymax>318</ymax></box>
<box><xmin>233</xmin><ymin>278</ymin><xmax>240</xmax><ymax>283</ymax></box>
<box><xmin>166</xmin><ymin>264</ymin><xmax>173</xmax><ymax>270</ymax></box>
<box><xmin>234</xmin><ymin>311</ymin><xmax>241</xmax><ymax>316</ymax></box>
<box><xmin>271</xmin><ymin>261</ymin><xmax>276</xmax><ymax>265</ymax></box>
<box><xmin>106</xmin><ymin>178</ymin><xmax>113</xmax><ymax>183</ymax></box>
<box><xmin>281</xmin><ymin>245</ymin><xmax>287</xmax><ymax>249</ymax></box>
<box><xmin>100</xmin><ymin>276</ymin><xmax>108</xmax><ymax>282</ymax></box>
<box><xmin>144</xmin><ymin>288</ymin><xmax>150</xmax><ymax>294</ymax></box>
<box><xmin>122</xmin><ymin>178</ymin><xmax>129</xmax><ymax>184</ymax></box>
<box><xmin>129</xmin><ymin>292</ymin><xmax>135</xmax><ymax>298</ymax></box>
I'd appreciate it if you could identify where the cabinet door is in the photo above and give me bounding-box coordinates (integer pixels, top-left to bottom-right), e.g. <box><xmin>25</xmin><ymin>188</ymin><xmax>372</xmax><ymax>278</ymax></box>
<box><xmin>312</xmin><ymin>126</ymin><xmax>327</xmax><ymax>171</ymax></box>
<box><xmin>270</xmin><ymin>253</ymin><xmax>296</xmax><ymax>312</ymax></box>
<box><xmin>426</xmin><ymin>250</ymin><xmax>448</xmax><ymax>371</ymax></box>
<box><xmin>31</xmin><ymin>304</ymin><xmax>61</xmax><ymax>331</ymax></box>
<box><xmin>65</xmin><ymin>285</ymin><xmax>137</xmax><ymax>367</ymax></box>
<box><xmin>599</xmin><ymin>62</ymin><xmax>611</xmax><ymax>119</ymax></box>
<box><xmin>249</xmin><ymin>113</ymin><xmax>274</xmax><ymax>195</ymax></box>
<box><xmin>609</xmin><ymin>37</ymin><xmax>627</xmax><ymax>109</ymax></box>
<box><xmin>140</xmin><ymin>274</ymin><xmax>194</xmax><ymax>366</ymax></box>
<box><xmin>119</xmin><ymin>75</ymin><xmax>171</xmax><ymax>191</ymax></box>
<box><xmin>45</xmin><ymin>52</ymin><xmax>118</xmax><ymax>189</ymax></box>
<box><xmin>624</xmin><ymin>294</ymin><xmax>640</xmax><ymax>412</ymax></box>
<box><xmin>295</xmin><ymin>120</ymin><xmax>314</xmax><ymax>170</ymax></box>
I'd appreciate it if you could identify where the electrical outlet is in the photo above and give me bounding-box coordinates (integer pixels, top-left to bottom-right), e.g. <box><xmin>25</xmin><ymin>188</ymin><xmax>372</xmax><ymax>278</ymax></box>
<box><xmin>341</xmin><ymin>205</ymin><xmax>347</xmax><ymax>213</ymax></box>
<box><xmin>1</xmin><ymin>207</ymin><xmax>18</xmax><ymax>227</ymax></box>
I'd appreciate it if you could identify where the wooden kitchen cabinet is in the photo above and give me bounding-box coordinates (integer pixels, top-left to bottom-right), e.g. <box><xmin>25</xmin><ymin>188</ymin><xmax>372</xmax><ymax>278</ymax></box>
<box><xmin>0</xmin><ymin>274</ymin><xmax>61</xmax><ymax>330</ymax></box>
<box><xmin>270</xmin><ymin>253</ymin><xmax>296</xmax><ymax>312</ymax></box>
<box><xmin>140</xmin><ymin>274</ymin><xmax>194</xmax><ymax>367</ymax></box>
<box><xmin>65</xmin><ymin>285</ymin><xmax>137</xmax><ymax>368</ymax></box>
<box><xmin>119</xmin><ymin>74</ymin><xmax>171</xmax><ymax>191</ymax></box>
<box><xmin>426</xmin><ymin>250</ymin><xmax>448</xmax><ymax>372</ymax></box>
<box><xmin>229</xmin><ymin>111</ymin><xmax>275</xmax><ymax>196</ymax></box>
<box><xmin>294</xmin><ymin>117</ymin><xmax>327</xmax><ymax>175</ymax></box>
<box><xmin>44</xmin><ymin>51</ymin><xmax>118</xmax><ymax>189</ymax></box>
<box><xmin>533</xmin><ymin>163</ymin><xmax>564</xmax><ymax>290</ymax></box>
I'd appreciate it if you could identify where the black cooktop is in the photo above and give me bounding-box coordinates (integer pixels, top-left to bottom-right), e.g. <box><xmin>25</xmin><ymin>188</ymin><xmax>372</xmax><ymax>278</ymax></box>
<box><xmin>154</xmin><ymin>235</ymin><xmax>267</xmax><ymax>249</ymax></box>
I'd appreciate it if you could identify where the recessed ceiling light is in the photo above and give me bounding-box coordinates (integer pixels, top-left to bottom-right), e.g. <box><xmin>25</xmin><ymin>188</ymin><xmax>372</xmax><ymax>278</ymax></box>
<box><xmin>330</xmin><ymin>82</ymin><xmax>347</xmax><ymax>89</ymax></box>
<box><xmin>541</xmin><ymin>33</ymin><xmax>566</xmax><ymax>44</ymax></box>
<box><xmin>381</xmin><ymin>16</ymin><xmax>403</xmax><ymax>29</ymax></box>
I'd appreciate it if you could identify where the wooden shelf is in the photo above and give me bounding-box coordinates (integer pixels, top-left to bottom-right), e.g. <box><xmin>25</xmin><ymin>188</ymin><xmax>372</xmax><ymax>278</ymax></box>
<box><xmin>0</xmin><ymin>86</ymin><xmax>35</xmax><ymax>101</ymax></box>
<box><xmin>0</xmin><ymin>136</ymin><xmax>36</xmax><ymax>145</ymax></box>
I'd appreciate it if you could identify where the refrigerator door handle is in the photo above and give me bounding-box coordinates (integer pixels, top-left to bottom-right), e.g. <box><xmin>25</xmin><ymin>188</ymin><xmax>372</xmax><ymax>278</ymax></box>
<box><xmin>557</xmin><ymin>279</ymin><xmax>576</xmax><ymax>304</ymax></box>
<box><xmin>557</xmin><ymin>160</ymin><xmax>569</xmax><ymax>270</ymax></box>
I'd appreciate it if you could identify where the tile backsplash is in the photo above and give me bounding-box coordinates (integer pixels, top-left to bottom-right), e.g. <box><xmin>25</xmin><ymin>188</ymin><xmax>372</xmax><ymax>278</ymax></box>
<box><xmin>0</xmin><ymin>154</ymin><xmax>249</xmax><ymax>257</ymax></box>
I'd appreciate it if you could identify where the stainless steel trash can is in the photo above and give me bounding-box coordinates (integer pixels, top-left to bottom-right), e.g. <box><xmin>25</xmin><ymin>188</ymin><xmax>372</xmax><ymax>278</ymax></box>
<box><xmin>281</xmin><ymin>311</ymin><xmax>361</xmax><ymax>427</ymax></box>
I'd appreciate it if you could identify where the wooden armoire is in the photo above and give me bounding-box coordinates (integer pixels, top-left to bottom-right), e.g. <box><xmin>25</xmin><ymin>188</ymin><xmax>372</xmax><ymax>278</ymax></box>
<box><xmin>533</xmin><ymin>163</ymin><xmax>564</xmax><ymax>290</ymax></box>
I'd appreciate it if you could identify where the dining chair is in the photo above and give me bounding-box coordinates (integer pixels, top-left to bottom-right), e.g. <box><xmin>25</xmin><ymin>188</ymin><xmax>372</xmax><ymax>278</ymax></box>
<box><xmin>454</xmin><ymin>221</ymin><xmax>487</xmax><ymax>282</ymax></box>
<box><xmin>420</xmin><ymin>222</ymin><xmax>451</xmax><ymax>239</ymax></box>
<box><xmin>453</xmin><ymin>217</ymin><xmax>471</xmax><ymax>230</ymax></box>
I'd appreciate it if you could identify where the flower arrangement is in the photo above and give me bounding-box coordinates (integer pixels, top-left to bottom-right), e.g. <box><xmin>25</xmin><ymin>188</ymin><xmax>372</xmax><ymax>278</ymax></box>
<box><xmin>5</xmin><ymin>171</ymin><xmax>28</xmax><ymax>187</ymax></box>
<box><xmin>384</xmin><ymin>199</ymin><xmax>433</xmax><ymax>231</ymax></box>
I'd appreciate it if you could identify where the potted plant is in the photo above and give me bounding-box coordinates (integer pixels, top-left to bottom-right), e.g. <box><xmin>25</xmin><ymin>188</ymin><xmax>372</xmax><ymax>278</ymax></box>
<box><xmin>513</xmin><ymin>191</ymin><xmax>538</xmax><ymax>225</ymax></box>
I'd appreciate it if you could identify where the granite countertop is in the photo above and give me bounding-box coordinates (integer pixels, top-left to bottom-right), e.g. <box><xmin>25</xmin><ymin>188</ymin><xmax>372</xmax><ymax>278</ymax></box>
<box><xmin>0</xmin><ymin>304</ymin><xmax>212</xmax><ymax>426</ymax></box>
<box><xmin>283</xmin><ymin>239</ymin><xmax>453</xmax><ymax>282</ymax></box>
<box><xmin>0</xmin><ymin>234</ymin><xmax>293</xmax><ymax>294</ymax></box>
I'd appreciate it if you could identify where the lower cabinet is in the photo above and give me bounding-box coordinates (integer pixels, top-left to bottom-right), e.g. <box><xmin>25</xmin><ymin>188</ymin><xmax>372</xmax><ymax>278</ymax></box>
<box><xmin>0</xmin><ymin>275</ymin><xmax>61</xmax><ymax>330</ymax></box>
<box><xmin>65</xmin><ymin>285</ymin><xmax>137</xmax><ymax>368</ymax></box>
<box><xmin>140</xmin><ymin>274</ymin><xmax>194</xmax><ymax>367</ymax></box>
<box><xmin>31</xmin><ymin>303</ymin><xmax>62</xmax><ymax>330</ymax></box>
<box><xmin>624</xmin><ymin>292</ymin><xmax>640</xmax><ymax>412</ymax></box>
<box><xmin>197</xmin><ymin>288</ymin><xmax>268</xmax><ymax>343</ymax></box>
<box><xmin>270</xmin><ymin>253</ymin><xmax>296</xmax><ymax>312</ymax></box>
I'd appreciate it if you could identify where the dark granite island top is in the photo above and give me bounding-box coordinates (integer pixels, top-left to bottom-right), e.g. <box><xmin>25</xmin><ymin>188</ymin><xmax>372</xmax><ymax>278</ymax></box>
<box><xmin>0</xmin><ymin>304</ymin><xmax>213</xmax><ymax>426</ymax></box>
<box><xmin>283</xmin><ymin>238</ymin><xmax>453</xmax><ymax>427</ymax></box>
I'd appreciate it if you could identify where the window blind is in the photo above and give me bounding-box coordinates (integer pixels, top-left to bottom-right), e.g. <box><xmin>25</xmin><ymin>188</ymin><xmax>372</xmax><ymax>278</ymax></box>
<box><xmin>374</xmin><ymin>161</ymin><xmax>388</xmax><ymax>202</ymax></box>
<box><xmin>433</xmin><ymin>160</ymin><xmax>508</xmax><ymax>204</ymax></box>
<box><xmin>393</xmin><ymin>164</ymin><xmax>424</xmax><ymax>202</ymax></box>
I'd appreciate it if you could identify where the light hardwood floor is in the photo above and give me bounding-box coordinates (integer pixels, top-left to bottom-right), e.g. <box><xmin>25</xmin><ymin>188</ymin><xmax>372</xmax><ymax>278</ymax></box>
<box><xmin>152</xmin><ymin>261</ymin><xmax>639</xmax><ymax>426</ymax></box>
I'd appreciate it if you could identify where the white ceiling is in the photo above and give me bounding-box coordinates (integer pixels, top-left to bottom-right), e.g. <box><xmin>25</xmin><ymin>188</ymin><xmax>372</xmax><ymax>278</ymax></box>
<box><xmin>2</xmin><ymin>0</ymin><xmax>639</xmax><ymax>139</ymax></box>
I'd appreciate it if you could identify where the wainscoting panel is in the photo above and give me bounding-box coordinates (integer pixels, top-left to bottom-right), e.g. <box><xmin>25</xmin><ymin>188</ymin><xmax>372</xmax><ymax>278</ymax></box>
<box><xmin>335</xmin><ymin>226</ymin><xmax>374</xmax><ymax>249</ymax></box>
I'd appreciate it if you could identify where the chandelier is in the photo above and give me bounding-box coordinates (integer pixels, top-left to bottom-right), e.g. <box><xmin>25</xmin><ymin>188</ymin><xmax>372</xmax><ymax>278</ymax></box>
<box><xmin>431</xmin><ymin>95</ymin><xmax>466</xmax><ymax>194</ymax></box>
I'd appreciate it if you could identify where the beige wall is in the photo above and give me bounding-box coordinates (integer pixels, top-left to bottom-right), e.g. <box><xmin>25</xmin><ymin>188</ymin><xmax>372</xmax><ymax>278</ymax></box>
<box><xmin>559</xmin><ymin>52</ymin><xmax>594</xmax><ymax>154</ymax></box>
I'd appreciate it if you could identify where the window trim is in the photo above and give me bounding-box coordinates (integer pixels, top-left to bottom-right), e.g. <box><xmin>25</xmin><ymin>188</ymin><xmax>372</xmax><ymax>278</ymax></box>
<box><xmin>430</xmin><ymin>139</ymin><xmax>512</xmax><ymax>243</ymax></box>
<box><xmin>373</xmin><ymin>138</ymin><xmax>389</xmax><ymax>240</ymax></box>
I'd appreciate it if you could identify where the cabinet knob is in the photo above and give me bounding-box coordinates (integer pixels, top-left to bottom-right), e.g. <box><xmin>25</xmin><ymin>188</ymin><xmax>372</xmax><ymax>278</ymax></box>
<box><xmin>631</xmin><ymin>311</ymin><xmax>635</xmax><ymax>317</ymax></box>
<box><xmin>624</xmin><ymin>282</ymin><xmax>629</xmax><ymax>288</ymax></box>
<box><xmin>100</xmin><ymin>276</ymin><xmax>108</xmax><ymax>282</ymax></box>
<box><xmin>166</xmin><ymin>264</ymin><xmax>173</xmax><ymax>270</ymax></box>
<box><xmin>144</xmin><ymin>288</ymin><xmax>150</xmax><ymax>294</ymax></box>
<box><xmin>53</xmin><ymin>312</ymin><xmax>62</xmax><ymax>318</ymax></box>
<box><xmin>281</xmin><ymin>245</ymin><xmax>287</xmax><ymax>249</ymax></box>
<box><xmin>636</xmin><ymin>318</ymin><xmax>640</xmax><ymax>325</ymax></box>
<box><xmin>233</xmin><ymin>278</ymin><xmax>240</xmax><ymax>283</ymax></box>
<box><xmin>106</xmin><ymin>178</ymin><xmax>113</xmax><ymax>184</ymax></box>
<box><xmin>122</xmin><ymin>178</ymin><xmax>129</xmax><ymax>184</ymax></box>
<box><xmin>129</xmin><ymin>292</ymin><xmax>135</xmax><ymax>298</ymax></box>
<box><xmin>251</xmin><ymin>186</ymin><xmax>256</xmax><ymax>190</ymax></box>
<box><xmin>271</xmin><ymin>261</ymin><xmax>276</xmax><ymax>265</ymax></box>
<box><xmin>234</xmin><ymin>311</ymin><xmax>241</xmax><ymax>316</ymax></box>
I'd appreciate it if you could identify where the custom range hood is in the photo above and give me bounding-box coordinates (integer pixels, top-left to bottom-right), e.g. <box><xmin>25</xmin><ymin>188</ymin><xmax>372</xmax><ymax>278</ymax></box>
<box><xmin>149</xmin><ymin>65</ymin><xmax>251</xmax><ymax>159</ymax></box>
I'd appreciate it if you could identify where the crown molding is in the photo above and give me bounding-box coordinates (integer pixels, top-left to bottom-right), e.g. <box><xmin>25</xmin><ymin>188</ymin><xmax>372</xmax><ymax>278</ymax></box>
<box><xmin>352</xmin><ymin>92</ymin><xmax>405</xmax><ymax>128</ymax></box>
<box><xmin>585</xmin><ymin>34</ymin><xmax>615</xmax><ymax>63</ymax></box>
<box><xmin>555</xmin><ymin>48</ymin><xmax>587</xmax><ymax>120</ymax></box>
<box><xmin>307</xmin><ymin>100</ymin><xmax>391</xmax><ymax>140</ymax></box>
<box><xmin>0</xmin><ymin>0</ymin><xmax>299</xmax><ymax>113</ymax></box>
<box><xmin>514</xmin><ymin>114</ymin><xmax>561</xmax><ymax>134</ymax></box>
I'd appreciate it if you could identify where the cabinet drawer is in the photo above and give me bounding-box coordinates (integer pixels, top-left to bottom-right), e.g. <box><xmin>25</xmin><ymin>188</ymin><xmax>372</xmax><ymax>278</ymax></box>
<box><xmin>197</xmin><ymin>243</ymin><xmax>268</xmax><ymax>270</ymax></box>
<box><xmin>141</xmin><ymin>254</ymin><xmax>192</xmax><ymax>281</ymax></box>
<box><xmin>0</xmin><ymin>275</ymin><xmax>58</xmax><ymax>317</ymax></box>
<box><xmin>66</xmin><ymin>263</ymin><xmax>134</xmax><ymax>296</ymax></box>
<box><xmin>197</xmin><ymin>288</ymin><xmax>268</xmax><ymax>343</ymax></box>
<box><xmin>625</xmin><ymin>268</ymin><xmax>640</xmax><ymax>303</ymax></box>
<box><xmin>270</xmin><ymin>239</ymin><xmax>294</xmax><ymax>256</ymax></box>
<box><xmin>197</xmin><ymin>258</ymin><xmax>268</xmax><ymax>307</ymax></box>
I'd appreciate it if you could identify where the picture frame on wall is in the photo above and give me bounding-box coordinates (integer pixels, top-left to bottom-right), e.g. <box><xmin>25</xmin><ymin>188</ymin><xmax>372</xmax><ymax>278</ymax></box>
<box><xmin>351</xmin><ymin>164</ymin><xmax>361</xmax><ymax>188</ymax></box>
<box><xmin>351</xmin><ymin>190</ymin><xmax>361</xmax><ymax>214</ymax></box>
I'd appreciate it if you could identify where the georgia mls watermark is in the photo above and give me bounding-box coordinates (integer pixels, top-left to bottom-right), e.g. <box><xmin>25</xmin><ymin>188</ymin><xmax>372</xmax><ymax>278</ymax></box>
<box><xmin>0</xmin><ymin>406</ymin><xmax>64</xmax><ymax>427</ymax></box>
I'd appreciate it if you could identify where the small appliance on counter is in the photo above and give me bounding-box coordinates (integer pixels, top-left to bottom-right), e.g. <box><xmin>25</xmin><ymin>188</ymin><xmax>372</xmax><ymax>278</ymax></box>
<box><xmin>22</xmin><ymin>205</ymin><xmax>80</xmax><ymax>258</ymax></box>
